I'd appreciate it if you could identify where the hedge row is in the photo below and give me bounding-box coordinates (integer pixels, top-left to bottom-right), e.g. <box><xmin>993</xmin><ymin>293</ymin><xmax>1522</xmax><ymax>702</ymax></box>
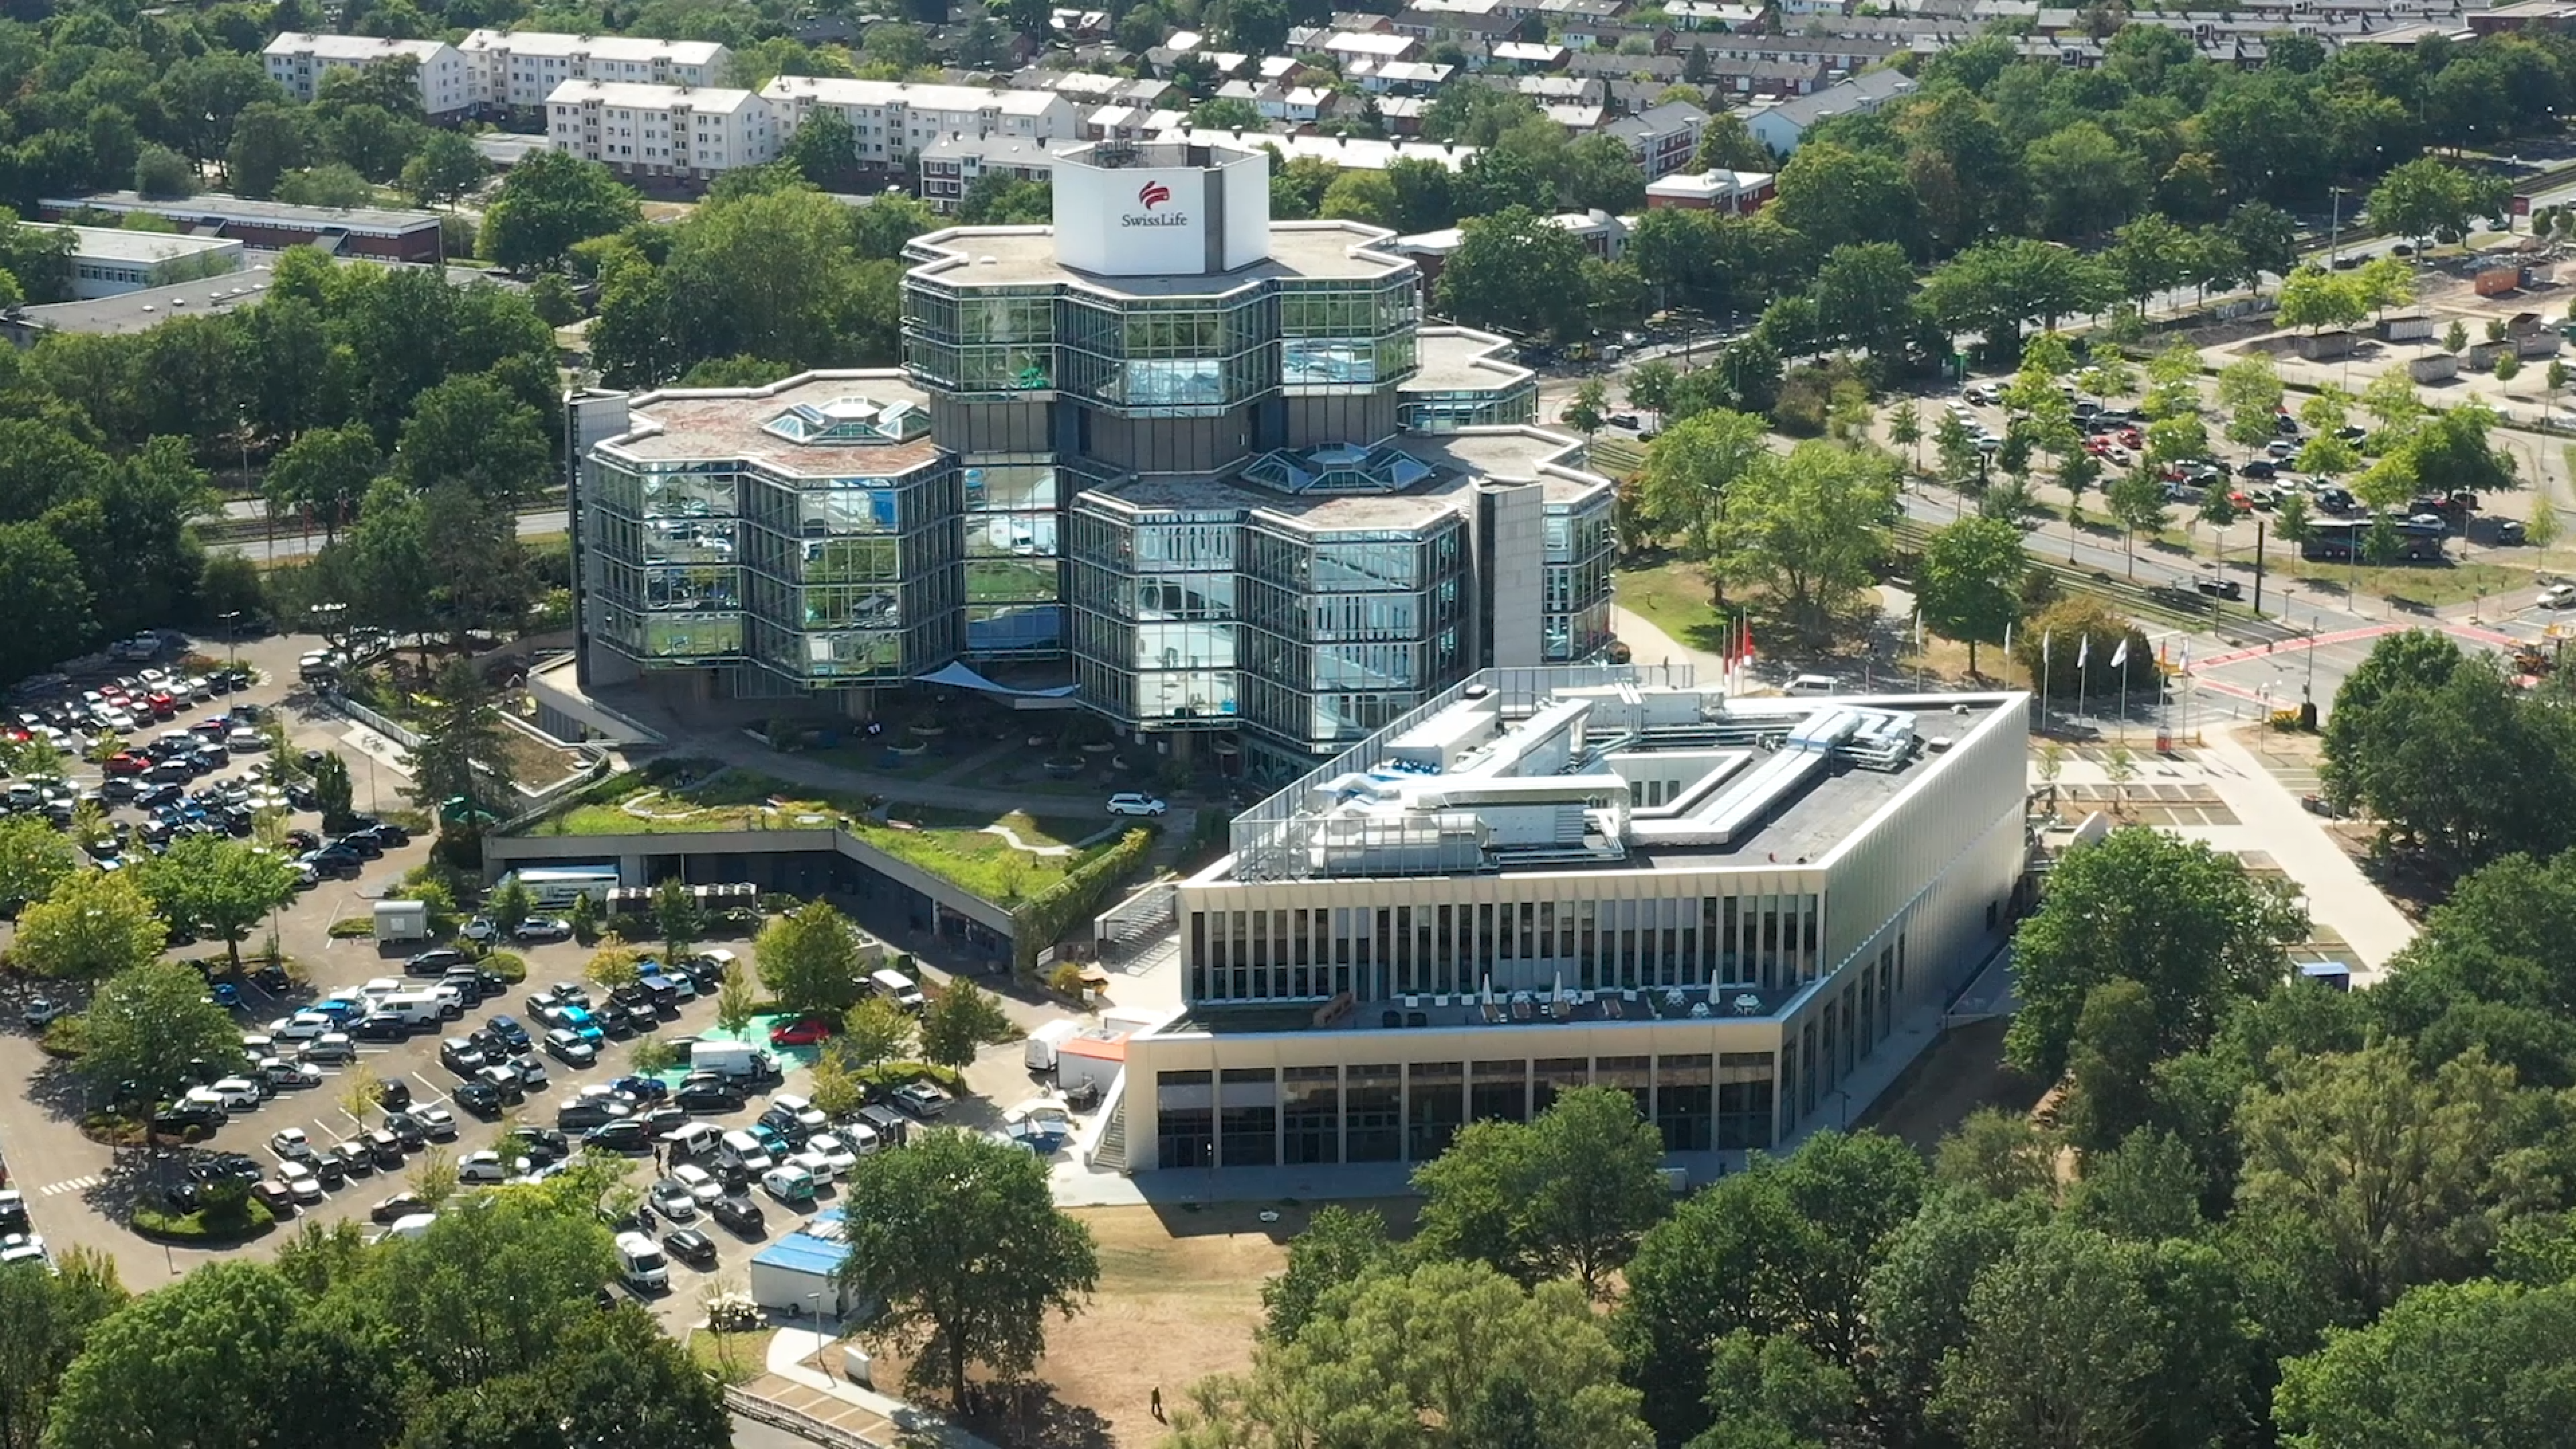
<box><xmin>1009</xmin><ymin>826</ymin><xmax>1157</xmax><ymax>973</ymax></box>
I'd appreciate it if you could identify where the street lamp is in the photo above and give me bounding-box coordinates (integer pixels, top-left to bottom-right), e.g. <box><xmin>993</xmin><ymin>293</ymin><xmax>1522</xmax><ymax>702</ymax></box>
<box><xmin>217</xmin><ymin>610</ymin><xmax>241</xmax><ymax>671</ymax></box>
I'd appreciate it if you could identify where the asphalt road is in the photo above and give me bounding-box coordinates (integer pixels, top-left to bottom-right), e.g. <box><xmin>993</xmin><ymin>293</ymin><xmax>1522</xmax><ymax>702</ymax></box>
<box><xmin>207</xmin><ymin>510</ymin><xmax>570</xmax><ymax>562</ymax></box>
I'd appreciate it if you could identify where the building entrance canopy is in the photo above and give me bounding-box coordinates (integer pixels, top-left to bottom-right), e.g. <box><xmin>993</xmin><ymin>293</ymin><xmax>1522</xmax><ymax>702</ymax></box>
<box><xmin>914</xmin><ymin>660</ymin><xmax>1079</xmax><ymax>698</ymax></box>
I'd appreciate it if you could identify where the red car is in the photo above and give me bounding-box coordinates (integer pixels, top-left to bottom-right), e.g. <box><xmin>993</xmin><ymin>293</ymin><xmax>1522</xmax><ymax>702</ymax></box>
<box><xmin>767</xmin><ymin>1016</ymin><xmax>836</xmax><ymax>1048</ymax></box>
<box><xmin>2118</xmin><ymin>428</ymin><xmax>2143</xmax><ymax>449</ymax></box>
<box><xmin>103</xmin><ymin>751</ymin><xmax>152</xmax><ymax>776</ymax></box>
<box><xmin>146</xmin><ymin>692</ymin><xmax>175</xmax><ymax>717</ymax></box>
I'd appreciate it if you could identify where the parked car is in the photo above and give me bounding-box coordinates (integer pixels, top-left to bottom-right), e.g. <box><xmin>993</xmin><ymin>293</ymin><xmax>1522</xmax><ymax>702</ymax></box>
<box><xmin>709</xmin><ymin>1195</ymin><xmax>765</xmax><ymax>1236</ymax></box>
<box><xmin>514</xmin><ymin>917</ymin><xmax>573</xmax><ymax>943</ymax></box>
<box><xmin>369</xmin><ymin>1192</ymin><xmax>429</xmax><ymax>1224</ymax></box>
<box><xmin>1106</xmin><ymin>792</ymin><xmax>1167</xmax><ymax>817</ymax></box>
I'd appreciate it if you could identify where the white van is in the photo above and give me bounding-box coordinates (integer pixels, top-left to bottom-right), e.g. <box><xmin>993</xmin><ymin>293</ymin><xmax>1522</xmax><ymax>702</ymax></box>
<box><xmin>661</xmin><ymin>1122</ymin><xmax>721</xmax><ymax>1162</ymax></box>
<box><xmin>614</xmin><ymin>1230</ymin><xmax>669</xmax><ymax>1291</ymax></box>
<box><xmin>716</xmin><ymin>1130</ymin><xmax>773</xmax><ymax>1175</ymax></box>
<box><xmin>1786</xmin><ymin>674</ymin><xmax>1841</xmax><ymax>695</ymax></box>
<box><xmin>869</xmin><ymin>968</ymin><xmax>926</xmax><ymax>1012</ymax></box>
<box><xmin>761</xmin><ymin>1164</ymin><xmax>817</xmax><ymax>1206</ymax></box>
<box><xmin>380</xmin><ymin>1213</ymin><xmax>437</xmax><ymax>1242</ymax></box>
<box><xmin>378</xmin><ymin>991</ymin><xmax>444</xmax><ymax>1027</ymax></box>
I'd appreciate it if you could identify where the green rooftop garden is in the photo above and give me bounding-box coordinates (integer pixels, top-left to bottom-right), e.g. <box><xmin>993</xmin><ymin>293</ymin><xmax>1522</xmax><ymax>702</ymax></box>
<box><xmin>527</xmin><ymin>768</ymin><xmax>1112</xmax><ymax>905</ymax></box>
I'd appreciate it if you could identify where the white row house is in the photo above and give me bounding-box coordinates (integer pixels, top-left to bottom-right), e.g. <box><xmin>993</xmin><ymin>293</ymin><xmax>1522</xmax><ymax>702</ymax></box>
<box><xmin>759</xmin><ymin>76</ymin><xmax>1079</xmax><ymax>166</ymax></box>
<box><xmin>262</xmin><ymin>34</ymin><xmax>472</xmax><ymax>115</ymax></box>
<box><xmin>544</xmin><ymin>80</ymin><xmax>779</xmax><ymax>181</ymax></box>
<box><xmin>462</xmin><ymin>31</ymin><xmax>731</xmax><ymax>111</ymax></box>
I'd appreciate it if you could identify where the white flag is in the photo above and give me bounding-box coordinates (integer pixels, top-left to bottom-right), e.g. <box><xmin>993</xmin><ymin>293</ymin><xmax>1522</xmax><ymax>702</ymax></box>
<box><xmin>2110</xmin><ymin>638</ymin><xmax>2129</xmax><ymax>669</ymax></box>
<box><xmin>2178</xmin><ymin>641</ymin><xmax>2191</xmax><ymax>671</ymax></box>
<box><xmin>2078</xmin><ymin>634</ymin><xmax>2091</xmax><ymax>668</ymax></box>
<box><xmin>2043</xmin><ymin>630</ymin><xmax>2053</xmax><ymax>672</ymax></box>
<box><xmin>2004</xmin><ymin>622</ymin><xmax>2014</xmax><ymax>660</ymax></box>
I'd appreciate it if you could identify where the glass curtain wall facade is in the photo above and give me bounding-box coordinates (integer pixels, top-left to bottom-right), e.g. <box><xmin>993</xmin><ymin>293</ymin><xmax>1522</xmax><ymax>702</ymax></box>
<box><xmin>1155</xmin><ymin>1052</ymin><xmax>1778</xmax><ymax>1168</ymax></box>
<box><xmin>1187</xmin><ymin>888</ymin><xmax>1828</xmax><ymax>1005</ymax></box>
<box><xmin>1238</xmin><ymin>525</ymin><xmax>1469</xmax><ymax>749</ymax></box>
<box><xmin>1069</xmin><ymin>507</ymin><xmax>1242</xmax><ymax>725</ymax></box>
<box><xmin>582</xmin><ymin>407</ymin><xmax>961</xmax><ymax>692</ymax></box>
<box><xmin>1544</xmin><ymin>494</ymin><xmax>1616</xmax><ymax>663</ymax></box>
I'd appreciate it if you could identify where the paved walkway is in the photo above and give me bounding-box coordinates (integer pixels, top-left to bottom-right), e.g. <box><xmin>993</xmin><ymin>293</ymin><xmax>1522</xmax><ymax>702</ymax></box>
<box><xmin>742</xmin><ymin>1327</ymin><xmax>1003</xmax><ymax>1449</ymax></box>
<box><xmin>2042</xmin><ymin>728</ymin><xmax>2416</xmax><ymax>979</ymax></box>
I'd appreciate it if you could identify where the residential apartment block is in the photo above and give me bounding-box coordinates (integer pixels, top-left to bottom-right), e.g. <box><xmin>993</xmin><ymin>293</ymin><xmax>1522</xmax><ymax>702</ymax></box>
<box><xmin>543</xmin><ymin>80</ymin><xmax>780</xmax><ymax>181</ymax></box>
<box><xmin>759</xmin><ymin>76</ymin><xmax>1079</xmax><ymax>168</ymax></box>
<box><xmin>461</xmin><ymin>30</ymin><xmax>731</xmax><ymax>111</ymax></box>
<box><xmin>262</xmin><ymin>34</ymin><xmax>472</xmax><ymax>115</ymax></box>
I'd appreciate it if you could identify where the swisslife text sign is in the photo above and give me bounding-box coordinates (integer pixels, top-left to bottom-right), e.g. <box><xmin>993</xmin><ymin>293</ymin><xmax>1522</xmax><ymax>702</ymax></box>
<box><xmin>1054</xmin><ymin>164</ymin><xmax>1210</xmax><ymax>275</ymax></box>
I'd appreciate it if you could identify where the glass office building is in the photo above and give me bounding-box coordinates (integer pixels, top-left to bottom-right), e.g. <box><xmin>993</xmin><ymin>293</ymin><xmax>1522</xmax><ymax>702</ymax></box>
<box><xmin>574</xmin><ymin>141</ymin><xmax>1611</xmax><ymax>759</ymax></box>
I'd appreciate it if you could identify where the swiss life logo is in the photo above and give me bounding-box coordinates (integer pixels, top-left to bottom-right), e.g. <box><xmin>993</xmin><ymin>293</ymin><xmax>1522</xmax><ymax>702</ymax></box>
<box><xmin>1123</xmin><ymin>178</ymin><xmax>1187</xmax><ymax>227</ymax></box>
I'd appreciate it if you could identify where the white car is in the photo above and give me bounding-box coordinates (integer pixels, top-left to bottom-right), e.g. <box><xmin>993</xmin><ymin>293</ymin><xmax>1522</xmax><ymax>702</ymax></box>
<box><xmin>769</xmin><ymin>1093</ymin><xmax>827</xmax><ymax>1134</ymax></box>
<box><xmin>0</xmin><ymin>1233</ymin><xmax>49</xmax><ymax>1270</ymax></box>
<box><xmin>458</xmin><ymin>1150</ymin><xmax>511</xmax><ymax>1184</ymax></box>
<box><xmin>2540</xmin><ymin>584</ymin><xmax>2576</xmax><ymax>610</ymax></box>
<box><xmin>21</xmin><ymin>998</ymin><xmax>66</xmax><ymax>1029</ymax></box>
<box><xmin>269</xmin><ymin>1013</ymin><xmax>334</xmax><ymax>1042</ymax></box>
<box><xmin>803</xmin><ymin>1132</ymin><xmax>859</xmax><ymax>1177</ymax></box>
<box><xmin>276</xmin><ymin>1161</ymin><xmax>325</xmax><ymax>1204</ymax></box>
<box><xmin>1106</xmin><ymin>792</ymin><xmax>1167</xmax><ymax>817</ymax></box>
<box><xmin>515</xmin><ymin>918</ymin><xmax>573</xmax><ymax>943</ymax></box>
<box><xmin>669</xmin><ymin>1163</ymin><xmax>724</xmax><ymax>1205</ymax></box>
<box><xmin>460</xmin><ymin>916</ymin><xmax>498</xmax><ymax>945</ymax></box>
<box><xmin>258</xmin><ymin>1057</ymin><xmax>325</xmax><ymax>1089</ymax></box>
<box><xmin>209</xmin><ymin>1078</ymin><xmax>263</xmax><ymax>1111</ymax></box>
<box><xmin>268</xmin><ymin>1128</ymin><xmax>315</xmax><ymax>1161</ymax></box>
<box><xmin>789</xmin><ymin>1146</ymin><xmax>841</xmax><ymax>1183</ymax></box>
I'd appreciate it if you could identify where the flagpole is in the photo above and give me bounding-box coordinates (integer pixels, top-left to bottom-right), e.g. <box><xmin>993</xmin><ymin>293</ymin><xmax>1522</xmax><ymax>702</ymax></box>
<box><xmin>2077</xmin><ymin>634</ymin><xmax>2090</xmax><ymax>730</ymax></box>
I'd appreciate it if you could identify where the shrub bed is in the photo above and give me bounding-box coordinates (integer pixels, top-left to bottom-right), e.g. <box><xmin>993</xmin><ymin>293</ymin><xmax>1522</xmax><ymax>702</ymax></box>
<box><xmin>132</xmin><ymin>1199</ymin><xmax>275</xmax><ymax>1242</ymax></box>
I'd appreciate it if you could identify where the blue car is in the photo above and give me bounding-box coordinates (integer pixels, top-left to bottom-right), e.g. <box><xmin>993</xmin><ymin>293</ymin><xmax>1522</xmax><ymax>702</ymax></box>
<box><xmin>609</xmin><ymin>1075</ymin><xmax>669</xmax><ymax>1103</ymax></box>
<box><xmin>487</xmin><ymin>1014</ymin><xmax>531</xmax><ymax>1051</ymax></box>
<box><xmin>210</xmin><ymin>983</ymin><xmax>239</xmax><ymax>1010</ymax></box>
<box><xmin>557</xmin><ymin>1005</ymin><xmax>603</xmax><ymax>1046</ymax></box>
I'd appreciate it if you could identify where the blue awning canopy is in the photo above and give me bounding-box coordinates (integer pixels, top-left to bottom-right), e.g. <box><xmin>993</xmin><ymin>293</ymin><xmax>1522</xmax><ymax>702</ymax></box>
<box><xmin>914</xmin><ymin>661</ymin><xmax>1079</xmax><ymax>698</ymax></box>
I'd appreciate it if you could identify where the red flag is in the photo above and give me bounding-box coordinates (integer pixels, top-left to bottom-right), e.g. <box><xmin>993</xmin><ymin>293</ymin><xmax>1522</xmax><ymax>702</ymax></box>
<box><xmin>1741</xmin><ymin>617</ymin><xmax>1758</xmax><ymax>663</ymax></box>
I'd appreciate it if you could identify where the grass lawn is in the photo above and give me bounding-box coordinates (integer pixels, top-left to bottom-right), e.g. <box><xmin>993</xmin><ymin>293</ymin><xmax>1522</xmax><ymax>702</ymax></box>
<box><xmin>688</xmin><ymin>1328</ymin><xmax>774</xmax><ymax>1387</ymax></box>
<box><xmin>1589</xmin><ymin>435</ymin><xmax>1648</xmax><ymax>478</ymax></box>
<box><xmin>1615</xmin><ymin>558</ymin><xmax>1736</xmax><ymax>653</ymax></box>
<box><xmin>844</xmin><ymin>816</ymin><xmax>1109</xmax><ymax>903</ymax></box>
<box><xmin>2279</xmin><ymin>556</ymin><xmax>2532</xmax><ymax>608</ymax></box>
<box><xmin>987</xmin><ymin>1200</ymin><xmax>1420</xmax><ymax>1446</ymax></box>
<box><xmin>535</xmin><ymin>773</ymin><xmax>1112</xmax><ymax>904</ymax></box>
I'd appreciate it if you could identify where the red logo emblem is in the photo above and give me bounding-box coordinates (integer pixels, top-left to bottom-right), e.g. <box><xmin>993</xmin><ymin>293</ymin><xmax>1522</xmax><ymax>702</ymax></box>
<box><xmin>1138</xmin><ymin>180</ymin><xmax>1172</xmax><ymax>209</ymax></box>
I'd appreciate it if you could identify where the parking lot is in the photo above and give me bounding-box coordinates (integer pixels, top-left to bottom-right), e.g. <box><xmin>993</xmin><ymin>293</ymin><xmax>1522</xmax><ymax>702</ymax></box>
<box><xmin>0</xmin><ymin>630</ymin><xmax>881</xmax><ymax>1322</ymax></box>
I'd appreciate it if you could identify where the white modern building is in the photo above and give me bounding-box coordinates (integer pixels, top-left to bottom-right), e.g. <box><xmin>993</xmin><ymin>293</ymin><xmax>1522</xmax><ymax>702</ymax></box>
<box><xmin>48</xmin><ymin>225</ymin><xmax>244</xmax><ymax>299</ymax></box>
<box><xmin>543</xmin><ymin>80</ymin><xmax>780</xmax><ymax>182</ymax></box>
<box><xmin>1104</xmin><ymin>674</ymin><xmax>2032</xmax><ymax>1173</ymax></box>
<box><xmin>262</xmin><ymin>34</ymin><xmax>473</xmax><ymax>115</ymax></box>
<box><xmin>460</xmin><ymin>30</ymin><xmax>732</xmax><ymax>111</ymax></box>
<box><xmin>759</xmin><ymin>76</ymin><xmax>1080</xmax><ymax>168</ymax></box>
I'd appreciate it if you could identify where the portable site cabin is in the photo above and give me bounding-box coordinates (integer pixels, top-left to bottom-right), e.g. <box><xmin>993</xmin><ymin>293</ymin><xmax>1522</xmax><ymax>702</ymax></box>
<box><xmin>372</xmin><ymin>900</ymin><xmax>428</xmax><ymax>943</ymax></box>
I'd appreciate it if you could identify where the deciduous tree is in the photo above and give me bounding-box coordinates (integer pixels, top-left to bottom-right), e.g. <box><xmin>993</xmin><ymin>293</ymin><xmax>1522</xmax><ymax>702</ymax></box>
<box><xmin>835</xmin><ymin>1128</ymin><xmax>1098</xmax><ymax>1408</ymax></box>
<box><xmin>2006</xmin><ymin>826</ymin><xmax>2307</xmax><ymax>1079</ymax></box>
<box><xmin>13</xmin><ymin>869</ymin><xmax>164</xmax><ymax>981</ymax></box>
<box><xmin>1173</xmin><ymin>1260</ymin><xmax>1650</xmax><ymax>1449</ymax></box>
<box><xmin>79</xmin><ymin>960</ymin><xmax>244</xmax><ymax>1102</ymax></box>
<box><xmin>1917</xmin><ymin>517</ymin><xmax>2025</xmax><ymax>675</ymax></box>
<box><xmin>755</xmin><ymin>901</ymin><xmax>865</xmax><ymax>1015</ymax></box>
<box><xmin>919</xmin><ymin>978</ymin><xmax>1010</xmax><ymax>1068</ymax></box>
<box><xmin>138</xmin><ymin>835</ymin><xmax>299</xmax><ymax>971</ymax></box>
